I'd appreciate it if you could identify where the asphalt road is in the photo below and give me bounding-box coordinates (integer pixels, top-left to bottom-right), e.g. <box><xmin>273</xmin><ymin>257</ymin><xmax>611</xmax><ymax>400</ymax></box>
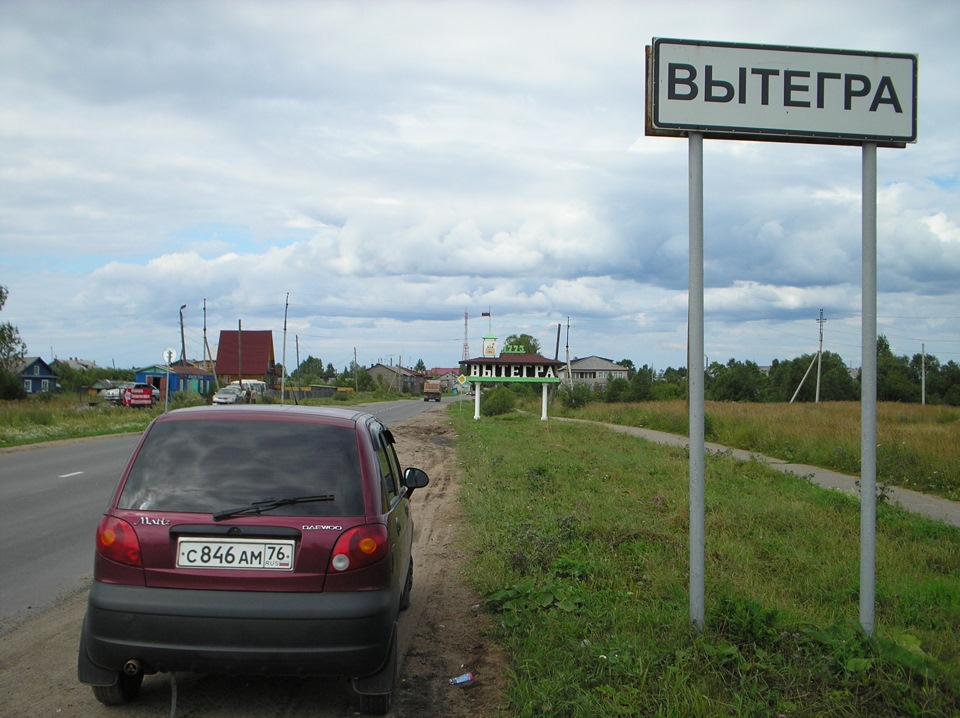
<box><xmin>0</xmin><ymin>434</ymin><xmax>140</xmax><ymax>633</ymax></box>
<box><xmin>0</xmin><ymin>399</ymin><xmax>446</xmax><ymax>635</ymax></box>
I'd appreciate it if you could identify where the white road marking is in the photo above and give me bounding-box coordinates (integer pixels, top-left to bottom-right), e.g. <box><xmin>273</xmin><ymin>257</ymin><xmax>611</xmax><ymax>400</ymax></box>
<box><xmin>59</xmin><ymin>471</ymin><xmax>84</xmax><ymax>478</ymax></box>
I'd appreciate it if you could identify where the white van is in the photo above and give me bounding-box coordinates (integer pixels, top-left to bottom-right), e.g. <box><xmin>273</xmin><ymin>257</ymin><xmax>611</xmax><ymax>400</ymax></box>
<box><xmin>229</xmin><ymin>380</ymin><xmax>268</xmax><ymax>396</ymax></box>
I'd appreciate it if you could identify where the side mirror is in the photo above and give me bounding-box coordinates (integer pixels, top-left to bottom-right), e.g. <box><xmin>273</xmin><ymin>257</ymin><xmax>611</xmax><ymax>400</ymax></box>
<box><xmin>402</xmin><ymin>467</ymin><xmax>429</xmax><ymax>496</ymax></box>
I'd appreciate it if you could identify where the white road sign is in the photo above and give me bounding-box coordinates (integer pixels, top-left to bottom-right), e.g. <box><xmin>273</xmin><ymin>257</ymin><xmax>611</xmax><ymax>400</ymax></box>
<box><xmin>647</xmin><ymin>39</ymin><xmax>917</xmax><ymax>146</ymax></box>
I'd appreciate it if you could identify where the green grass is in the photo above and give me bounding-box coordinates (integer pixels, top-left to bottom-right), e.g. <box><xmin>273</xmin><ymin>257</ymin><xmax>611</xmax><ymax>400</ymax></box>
<box><xmin>0</xmin><ymin>396</ymin><xmax>162</xmax><ymax>447</ymax></box>
<box><xmin>541</xmin><ymin>400</ymin><xmax>960</xmax><ymax>501</ymax></box>
<box><xmin>451</xmin><ymin>409</ymin><xmax>960</xmax><ymax>717</ymax></box>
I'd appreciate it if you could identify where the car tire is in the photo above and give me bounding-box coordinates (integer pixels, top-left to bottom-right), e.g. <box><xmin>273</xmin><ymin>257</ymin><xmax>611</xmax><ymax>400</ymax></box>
<box><xmin>399</xmin><ymin>561</ymin><xmax>413</xmax><ymax>611</ymax></box>
<box><xmin>354</xmin><ymin>625</ymin><xmax>397</xmax><ymax>715</ymax></box>
<box><xmin>358</xmin><ymin>691</ymin><xmax>392</xmax><ymax>716</ymax></box>
<box><xmin>91</xmin><ymin>671</ymin><xmax>143</xmax><ymax>705</ymax></box>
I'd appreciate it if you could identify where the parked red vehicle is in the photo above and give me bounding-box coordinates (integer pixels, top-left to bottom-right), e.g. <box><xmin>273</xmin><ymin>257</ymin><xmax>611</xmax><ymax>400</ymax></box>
<box><xmin>121</xmin><ymin>385</ymin><xmax>154</xmax><ymax>407</ymax></box>
<box><xmin>77</xmin><ymin>405</ymin><xmax>429</xmax><ymax>714</ymax></box>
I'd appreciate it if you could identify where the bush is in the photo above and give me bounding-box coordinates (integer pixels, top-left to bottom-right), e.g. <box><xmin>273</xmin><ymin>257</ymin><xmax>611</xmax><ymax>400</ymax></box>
<box><xmin>604</xmin><ymin>377</ymin><xmax>630</xmax><ymax>403</ymax></box>
<box><xmin>0</xmin><ymin>369</ymin><xmax>26</xmax><ymax>400</ymax></box>
<box><xmin>557</xmin><ymin>382</ymin><xmax>592</xmax><ymax>409</ymax></box>
<box><xmin>167</xmin><ymin>391</ymin><xmax>207</xmax><ymax>410</ymax></box>
<box><xmin>481</xmin><ymin>386</ymin><xmax>517</xmax><ymax>416</ymax></box>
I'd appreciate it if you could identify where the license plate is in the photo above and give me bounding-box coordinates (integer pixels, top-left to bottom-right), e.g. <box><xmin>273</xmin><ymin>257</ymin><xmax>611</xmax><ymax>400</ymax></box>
<box><xmin>176</xmin><ymin>538</ymin><xmax>295</xmax><ymax>571</ymax></box>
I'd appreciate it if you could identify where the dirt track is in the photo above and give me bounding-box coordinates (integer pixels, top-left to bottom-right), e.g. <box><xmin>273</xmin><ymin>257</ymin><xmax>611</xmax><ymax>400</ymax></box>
<box><xmin>0</xmin><ymin>404</ymin><xmax>509</xmax><ymax>717</ymax></box>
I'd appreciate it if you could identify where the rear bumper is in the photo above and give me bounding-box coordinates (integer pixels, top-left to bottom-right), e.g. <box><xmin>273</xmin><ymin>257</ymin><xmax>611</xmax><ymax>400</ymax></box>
<box><xmin>79</xmin><ymin>581</ymin><xmax>397</xmax><ymax>682</ymax></box>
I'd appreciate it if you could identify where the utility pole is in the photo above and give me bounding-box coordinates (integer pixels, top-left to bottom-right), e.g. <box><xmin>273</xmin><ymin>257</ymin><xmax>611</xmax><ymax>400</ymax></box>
<box><xmin>922</xmin><ymin>343</ymin><xmax>926</xmax><ymax>405</ymax></box>
<box><xmin>565</xmin><ymin>317</ymin><xmax>572</xmax><ymax>386</ymax></box>
<box><xmin>815</xmin><ymin>309</ymin><xmax>826</xmax><ymax>403</ymax></box>
<box><xmin>202</xmin><ymin>299</ymin><xmax>219</xmax><ymax>388</ymax></box>
<box><xmin>179</xmin><ymin>304</ymin><xmax>187</xmax><ymax>364</ymax></box>
<box><xmin>281</xmin><ymin>293</ymin><xmax>289</xmax><ymax>405</ymax></box>
<box><xmin>237</xmin><ymin>319</ymin><xmax>243</xmax><ymax>391</ymax></box>
<box><xmin>462</xmin><ymin>311</ymin><xmax>470</xmax><ymax>361</ymax></box>
<box><xmin>295</xmin><ymin>335</ymin><xmax>301</xmax><ymax>403</ymax></box>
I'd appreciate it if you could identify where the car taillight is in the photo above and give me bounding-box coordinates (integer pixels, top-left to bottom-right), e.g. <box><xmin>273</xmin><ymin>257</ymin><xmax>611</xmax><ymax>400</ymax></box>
<box><xmin>329</xmin><ymin>524</ymin><xmax>389</xmax><ymax>572</ymax></box>
<box><xmin>96</xmin><ymin>515</ymin><xmax>142</xmax><ymax>567</ymax></box>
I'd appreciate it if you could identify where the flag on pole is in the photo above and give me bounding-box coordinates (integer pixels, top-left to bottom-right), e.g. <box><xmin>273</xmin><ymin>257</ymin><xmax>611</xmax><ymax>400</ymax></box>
<box><xmin>481</xmin><ymin>312</ymin><xmax>490</xmax><ymax>317</ymax></box>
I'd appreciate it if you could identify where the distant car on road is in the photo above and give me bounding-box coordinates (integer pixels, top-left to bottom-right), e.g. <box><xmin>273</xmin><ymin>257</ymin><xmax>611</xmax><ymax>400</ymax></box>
<box><xmin>77</xmin><ymin>405</ymin><xmax>429</xmax><ymax>715</ymax></box>
<box><xmin>212</xmin><ymin>385</ymin><xmax>245</xmax><ymax>404</ymax></box>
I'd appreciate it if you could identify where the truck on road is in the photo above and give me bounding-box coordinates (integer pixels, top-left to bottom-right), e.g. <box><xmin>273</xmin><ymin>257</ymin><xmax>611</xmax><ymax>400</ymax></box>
<box><xmin>423</xmin><ymin>379</ymin><xmax>442</xmax><ymax>402</ymax></box>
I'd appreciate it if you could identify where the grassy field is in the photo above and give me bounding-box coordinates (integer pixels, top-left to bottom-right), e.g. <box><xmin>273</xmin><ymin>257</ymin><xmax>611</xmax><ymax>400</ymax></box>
<box><xmin>0</xmin><ymin>396</ymin><xmax>161</xmax><ymax>448</ymax></box>
<box><xmin>451</xmin><ymin>408</ymin><xmax>959</xmax><ymax>717</ymax></box>
<box><xmin>540</xmin><ymin>400</ymin><xmax>960</xmax><ymax>502</ymax></box>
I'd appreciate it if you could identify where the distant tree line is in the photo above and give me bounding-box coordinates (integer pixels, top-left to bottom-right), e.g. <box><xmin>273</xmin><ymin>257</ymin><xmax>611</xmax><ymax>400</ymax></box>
<box><xmin>587</xmin><ymin>335</ymin><xmax>959</xmax><ymax>406</ymax></box>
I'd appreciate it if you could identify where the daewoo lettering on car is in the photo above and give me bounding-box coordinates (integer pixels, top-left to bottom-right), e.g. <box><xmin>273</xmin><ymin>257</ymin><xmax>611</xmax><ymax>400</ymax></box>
<box><xmin>77</xmin><ymin>404</ymin><xmax>429</xmax><ymax>715</ymax></box>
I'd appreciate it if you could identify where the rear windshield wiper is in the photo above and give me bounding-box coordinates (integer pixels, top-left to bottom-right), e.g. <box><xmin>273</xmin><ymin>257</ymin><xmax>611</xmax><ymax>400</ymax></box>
<box><xmin>212</xmin><ymin>494</ymin><xmax>335</xmax><ymax>522</ymax></box>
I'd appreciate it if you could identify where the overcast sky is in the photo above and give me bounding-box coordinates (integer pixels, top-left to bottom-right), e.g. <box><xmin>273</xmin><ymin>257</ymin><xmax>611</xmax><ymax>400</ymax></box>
<box><xmin>2</xmin><ymin>0</ymin><xmax>958</xmax><ymax>374</ymax></box>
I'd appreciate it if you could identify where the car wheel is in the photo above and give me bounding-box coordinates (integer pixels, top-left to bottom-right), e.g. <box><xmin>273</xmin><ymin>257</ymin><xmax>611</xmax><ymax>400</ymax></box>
<box><xmin>91</xmin><ymin>671</ymin><xmax>143</xmax><ymax>705</ymax></box>
<box><xmin>353</xmin><ymin>625</ymin><xmax>397</xmax><ymax>715</ymax></box>
<box><xmin>358</xmin><ymin>692</ymin><xmax>392</xmax><ymax>716</ymax></box>
<box><xmin>399</xmin><ymin>561</ymin><xmax>413</xmax><ymax>611</ymax></box>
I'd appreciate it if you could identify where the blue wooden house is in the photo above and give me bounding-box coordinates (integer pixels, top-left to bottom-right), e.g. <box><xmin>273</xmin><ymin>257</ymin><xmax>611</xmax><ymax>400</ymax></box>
<box><xmin>18</xmin><ymin>357</ymin><xmax>59</xmax><ymax>394</ymax></box>
<box><xmin>136</xmin><ymin>363</ymin><xmax>215</xmax><ymax>399</ymax></box>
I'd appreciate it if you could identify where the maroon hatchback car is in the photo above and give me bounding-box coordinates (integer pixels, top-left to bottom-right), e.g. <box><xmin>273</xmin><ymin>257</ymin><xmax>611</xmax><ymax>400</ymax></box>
<box><xmin>77</xmin><ymin>405</ymin><xmax>428</xmax><ymax>715</ymax></box>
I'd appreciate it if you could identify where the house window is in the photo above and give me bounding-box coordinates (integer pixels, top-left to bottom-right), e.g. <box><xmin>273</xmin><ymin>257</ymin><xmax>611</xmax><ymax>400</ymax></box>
<box><xmin>23</xmin><ymin>380</ymin><xmax>31</xmax><ymax>393</ymax></box>
<box><xmin>41</xmin><ymin>379</ymin><xmax>50</xmax><ymax>392</ymax></box>
<box><xmin>33</xmin><ymin>365</ymin><xmax>40</xmax><ymax>375</ymax></box>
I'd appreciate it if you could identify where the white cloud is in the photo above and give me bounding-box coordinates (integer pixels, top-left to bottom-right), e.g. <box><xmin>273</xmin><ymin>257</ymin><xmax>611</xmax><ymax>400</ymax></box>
<box><xmin>1</xmin><ymin>0</ymin><xmax>958</xmax><ymax>372</ymax></box>
<box><xmin>923</xmin><ymin>212</ymin><xmax>960</xmax><ymax>244</ymax></box>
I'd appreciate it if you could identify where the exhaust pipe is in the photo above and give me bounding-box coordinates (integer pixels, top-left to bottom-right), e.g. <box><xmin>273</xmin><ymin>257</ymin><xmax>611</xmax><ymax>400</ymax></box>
<box><xmin>122</xmin><ymin>659</ymin><xmax>141</xmax><ymax>676</ymax></box>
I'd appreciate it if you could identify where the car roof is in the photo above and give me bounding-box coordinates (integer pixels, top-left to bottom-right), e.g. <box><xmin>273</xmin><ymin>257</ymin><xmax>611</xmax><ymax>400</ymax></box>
<box><xmin>153</xmin><ymin>404</ymin><xmax>377</xmax><ymax>428</ymax></box>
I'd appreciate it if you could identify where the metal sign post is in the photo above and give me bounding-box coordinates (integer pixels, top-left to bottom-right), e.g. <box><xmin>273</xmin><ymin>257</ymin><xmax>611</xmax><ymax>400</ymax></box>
<box><xmin>162</xmin><ymin>347</ymin><xmax>176</xmax><ymax>413</ymax></box>
<box><xmin>688</xmin><ymin>132</ymin><xmax>706</xmax><ymax>629</ymax></box>
<box><xmin>646</xmin><ymin>38</ymin><xmax>916</xmax><ymax>634</ymax></box>
<box><xmin>860</xmin><ymin>143</ymin><xmax>878</xmax><ymax>635</ymax></box>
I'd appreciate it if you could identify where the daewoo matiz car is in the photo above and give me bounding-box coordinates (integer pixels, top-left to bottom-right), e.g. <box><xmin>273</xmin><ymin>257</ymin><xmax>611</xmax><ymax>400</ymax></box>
<box><xmin>77</xmin><ymin>405</ymin><xmax>429</xmax><ymax>715</ymax></box>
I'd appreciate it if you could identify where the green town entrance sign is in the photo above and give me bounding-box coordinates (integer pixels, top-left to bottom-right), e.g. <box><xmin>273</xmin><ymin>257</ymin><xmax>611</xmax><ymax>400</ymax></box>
<box><xmin>459</xmin><ymin>343</ymin><xmax>563</xmax><ymax>421</ymax></box>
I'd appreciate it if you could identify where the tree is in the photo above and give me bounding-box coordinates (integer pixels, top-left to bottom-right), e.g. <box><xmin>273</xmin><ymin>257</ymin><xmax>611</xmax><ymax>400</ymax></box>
<box><xmin>0</xmin><ymin>286</ymin><xmax>27</xmax><ymax>399</ymax></box>
<box><xmin>708</xmin><ymin>359</ymin><xmax>766</xmax><ymax>402</ymax></box>
<box><xmin>876</xmin><ymin>335</ymin><xmax>917</xmax><ymax>402</ymax></box>
<box><xmin>604</xmin><ymin>377</ymin><xmax>630</xmax><ymax>403</ymax></box>
<box><xmin>503</xmin><ymin>333</ymin><xmax>541</xmax><ymax>356</ymax></box>
<box><xmin>294</xmin><ymin>355</ymin><xmax>325</xmax><ymax>385</ymax></box>
<box><xmin>654</xmin><ymin>366</ymin><xmax>686</xmax><ymax>401</ymax></box>
<box><xmin>414</xmin><ymin>359</ymin><xmax>427</xmax><ymax>373</ymax></box>
<box><xmin>940</xmin><ymin>361</ymin><xmax>960</xmax><ymax>406</ymax></box>
<box><xmin>627</xmin><ymin>365</ymin><xmax>655</xmax><ymax>401</ymax></box>
<box><xmin>817</xmin><ymin>352</ymin><xmax>859</xmax><ymax>401</ymax></box>
<box><xmin>356</xmin><ymin>368</ymin><xmax>375</xmax><ymax>392</ymax></box>
<box><xmin>616</xmin><ymin>358</ymin><xmax>636</xmax><ymax>376</ymax></box>
<box><xmin>766</xmin><ymin>352</ymin><xmax>857</xmax><ymax>402</ymax></box>
<box><xmin>53</xmin><ymin>364</ymin><xmax>131</xmax><ymax>394</ymax></box>
<box><xmin>0</xmin><ymin>286</ymin><xmax>26</xmax><ymax>373</ymax></box>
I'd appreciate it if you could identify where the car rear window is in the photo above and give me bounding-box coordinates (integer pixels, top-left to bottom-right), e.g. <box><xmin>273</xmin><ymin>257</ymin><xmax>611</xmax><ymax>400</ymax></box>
<box><xmin>118</xmin><ymin>419</ymin><xmax>364</xmax><ymax>517</ymax></box>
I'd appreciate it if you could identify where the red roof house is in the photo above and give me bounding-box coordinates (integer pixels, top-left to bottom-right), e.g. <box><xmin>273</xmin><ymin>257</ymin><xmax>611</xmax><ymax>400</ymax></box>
<box><xmin>215</xmin><ymin>330</ymin><xmax>276</xmax><ymax>384</ymax></box>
